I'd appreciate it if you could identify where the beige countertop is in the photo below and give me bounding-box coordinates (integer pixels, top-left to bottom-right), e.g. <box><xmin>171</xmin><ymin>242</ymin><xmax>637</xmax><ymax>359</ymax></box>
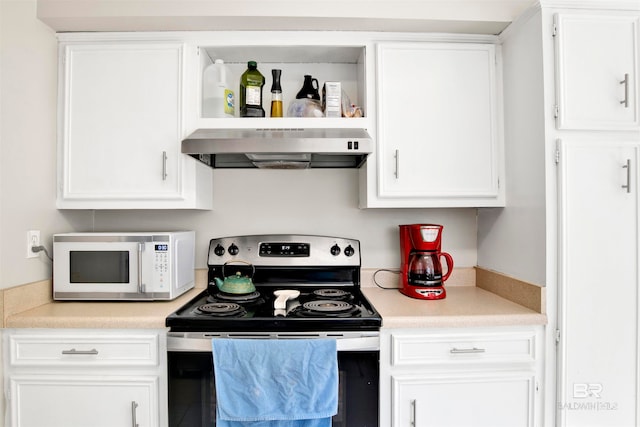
<box><xmin>4</xmin><ymin>287</ymin><xmax>204</xmax><ymax>329</ymax></box>
<box><xmin>4</xmin><ymin>286</ymin><xmax>546</xmax><ymax>330</ymax></box>
<box><xmin>3</xmin><ymin>268</ymin><xmax>546</xmax><ymax>329</ymax></box>
<box><xmin>363</xmin><ymin>286</ymin><xmax>547</xmax><ymax>328</ymax></box>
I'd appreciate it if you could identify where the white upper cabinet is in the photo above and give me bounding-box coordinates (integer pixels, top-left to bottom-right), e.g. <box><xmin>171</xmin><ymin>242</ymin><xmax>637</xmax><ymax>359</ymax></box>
<box><xmin>554</xmin><ymin>13</ymin><xmax>640</xmax><ymax>131</ymax></box>
<box><xmin>363</xmin><ymin>41</ymin><xmax>504</xmax><ymax>208</ymax></box>
<box><xmin>57</xmin><ymin>40</ymin><xmax>213</xmax><ymax>209</ymax></box>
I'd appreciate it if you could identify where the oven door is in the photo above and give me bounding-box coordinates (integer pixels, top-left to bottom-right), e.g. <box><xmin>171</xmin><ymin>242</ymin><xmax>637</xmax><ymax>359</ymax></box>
<box><xmin>167</xmin><ymin>333</ymin><xmax>380</xmax><ymax>427</ymax></box>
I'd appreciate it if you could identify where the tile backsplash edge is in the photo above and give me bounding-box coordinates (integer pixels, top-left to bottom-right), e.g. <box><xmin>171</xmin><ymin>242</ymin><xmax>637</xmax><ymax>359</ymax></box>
<box><xmin>2</xmin><ymin>279</ymin><xmax>53</xmax><ymax>327</ymax></box>
<box><xmin>475</xmin><ymin>267</ymin><xmax>545</xmax><ymax>314</ymax></box>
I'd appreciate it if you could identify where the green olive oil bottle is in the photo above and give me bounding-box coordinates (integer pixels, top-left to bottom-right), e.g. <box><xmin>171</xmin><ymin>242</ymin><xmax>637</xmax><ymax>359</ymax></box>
<box><xmin>239</xmin><ymin>61</ymin><xmax>265</xmax><ymax>117</ymax></box>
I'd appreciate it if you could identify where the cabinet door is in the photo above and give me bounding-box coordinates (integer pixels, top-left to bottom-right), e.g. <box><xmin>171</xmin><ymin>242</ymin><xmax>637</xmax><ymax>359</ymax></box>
<box><xmin>59</xmin><ymin>43</ymin><xmax>184</xmax><ymax>203</ymax></box>
<box><xmin>558</xmin><ymin>140</ymin><xmax>639</xmax><ymax>426</ymax></box>
<box><xmin>374</xmin><ymin>42</ymin><xmax>503</xmax><ymax>207</ymax></box>
<box><xmin>9</xmin><ymin>375</ymin><xmax>158</xmax><ymax>427</ymax></box>
<box><xmin>392</xmin><ymin>372</ymin><xmax>536</xmax><ymax>426</ymax></box>
<box><xmin>555</xmin><ymin>13</ymin><xmax>639</xmax><ymax>130</ymax></box>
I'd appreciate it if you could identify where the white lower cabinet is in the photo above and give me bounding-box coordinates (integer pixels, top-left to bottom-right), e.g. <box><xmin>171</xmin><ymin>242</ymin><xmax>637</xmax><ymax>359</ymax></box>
<box><xmin>393</xmin><ymin>371</ymin><xmax>536</xmax><ymax>426</ymax></box>
<box><xmin>9</xmin><ymin>376</ymin><xmax>156</xmax><ymax>427</ymax></box>
<box><xmin>3</xmin><ymin>329</ymin><xmax>168</xmax><ymax>427</ymax></box>
<box><xmin>380</xmin><ymin>326</ymin><xmax>544</xmax><ymax>427</ymax></box>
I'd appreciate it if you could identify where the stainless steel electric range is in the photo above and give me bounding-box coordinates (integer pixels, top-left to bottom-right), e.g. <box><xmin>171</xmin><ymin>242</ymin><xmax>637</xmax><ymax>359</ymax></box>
<box><xmin>166</xmin><ymin>234</ymin><xmax>381</xmax><ymax>427</ymax></box>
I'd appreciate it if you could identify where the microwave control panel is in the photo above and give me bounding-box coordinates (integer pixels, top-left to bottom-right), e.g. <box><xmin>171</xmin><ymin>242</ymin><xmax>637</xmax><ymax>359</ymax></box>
<box><xmin>153</xmin><ymin>242</ymin><xmax>170</xmax><ymax>290</ymax></box>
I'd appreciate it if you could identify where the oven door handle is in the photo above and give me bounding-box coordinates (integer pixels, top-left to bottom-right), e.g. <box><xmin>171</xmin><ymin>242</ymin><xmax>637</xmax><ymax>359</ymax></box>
<box><xmin>167</xmin><ymin>334</ymin><xmax>380</xmax><ymax>352</ymax></box>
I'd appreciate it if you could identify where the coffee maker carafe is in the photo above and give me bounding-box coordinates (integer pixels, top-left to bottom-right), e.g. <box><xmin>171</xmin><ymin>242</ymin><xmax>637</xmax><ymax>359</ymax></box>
<box><xmin>399</xmin><ymin>224</ymin><xmax>453</xmax><ymax>300</ymax></box>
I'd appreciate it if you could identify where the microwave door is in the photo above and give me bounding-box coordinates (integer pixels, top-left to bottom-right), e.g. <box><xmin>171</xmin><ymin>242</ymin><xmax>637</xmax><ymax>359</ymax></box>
<box><xmin>57</xmin><ymin>241</ymin><xmax>144</xmax><ymax>297</ymax></box>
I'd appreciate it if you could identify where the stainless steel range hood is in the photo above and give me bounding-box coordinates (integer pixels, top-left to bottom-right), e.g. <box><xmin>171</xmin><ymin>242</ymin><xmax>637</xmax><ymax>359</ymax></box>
<box><xmin>182</xmin><ymin>128</ymin><xmax>372</xmax><ymax>169</ymax></box>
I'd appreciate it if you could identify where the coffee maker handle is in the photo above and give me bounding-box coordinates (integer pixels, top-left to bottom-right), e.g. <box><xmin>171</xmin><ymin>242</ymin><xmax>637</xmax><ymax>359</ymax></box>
<box><xmin>440</xmin><ymin>252</ymin><xmax>454</xmax><ymax>282</ymax></box>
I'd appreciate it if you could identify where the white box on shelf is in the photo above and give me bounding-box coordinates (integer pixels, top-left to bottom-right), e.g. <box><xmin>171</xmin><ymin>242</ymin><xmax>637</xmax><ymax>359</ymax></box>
<box><xmin>323</xmin><ymin>81</ymin><xmax>342</xmax><ymax>118</ymax></box>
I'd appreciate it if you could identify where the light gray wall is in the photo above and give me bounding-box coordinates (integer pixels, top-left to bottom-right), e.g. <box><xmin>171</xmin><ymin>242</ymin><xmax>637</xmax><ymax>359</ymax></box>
<box><xmin>0</xmin><ymin>0</ymin><xmax>480</xmax><ymax>289</ymax></box>
<box><xmin>0</xmin><ymin>0</ymin><xmax>92</xmax><ymax>289</ymax></box>
<box><xmin>92</xmin><ymin>169</ymin><xmax>479</xmax><ymax>269</ymax></box>
<box><xmin>477</xmin><ymin>9</ymin><xmax>547</xmax><ymax>286</ymax></box>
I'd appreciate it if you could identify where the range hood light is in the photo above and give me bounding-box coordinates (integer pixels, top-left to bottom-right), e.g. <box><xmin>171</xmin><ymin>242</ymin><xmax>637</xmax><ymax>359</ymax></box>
<box><xmin>246</xmin><ymin>153</ymin><xmax>311</xmax><ymax>169</ymax></box>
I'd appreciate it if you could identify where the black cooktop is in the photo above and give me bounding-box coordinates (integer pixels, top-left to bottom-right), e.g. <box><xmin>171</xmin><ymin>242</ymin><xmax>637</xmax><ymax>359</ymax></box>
<box><xmin>165</xmin><ymin>286</ymin><xmax>382</xmax><ymax>332</ymax></box>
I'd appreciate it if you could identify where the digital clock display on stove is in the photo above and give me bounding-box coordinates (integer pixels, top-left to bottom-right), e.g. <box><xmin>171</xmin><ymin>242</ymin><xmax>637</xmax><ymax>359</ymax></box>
<box><xmin>259</xmin><ymin>242</ymin><xmax>310</xmax><ymax>257</ymax></box>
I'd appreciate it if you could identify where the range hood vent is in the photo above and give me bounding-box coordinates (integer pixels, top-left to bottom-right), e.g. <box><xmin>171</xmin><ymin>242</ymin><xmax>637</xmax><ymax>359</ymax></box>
<box><xmin>182</xmin><ymin>128</ymin><xmax>372</xmax><ymax>169</ymax></box>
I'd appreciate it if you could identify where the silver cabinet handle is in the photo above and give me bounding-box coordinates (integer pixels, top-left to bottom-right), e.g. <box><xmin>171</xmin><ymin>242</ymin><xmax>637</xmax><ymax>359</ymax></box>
<box><xmin>410</xmin><ymin>399</ymin><xmax>416</xmax><ymax>426</ymax></box>
<box><xmin>620</xmin><ymin>74</ymin><xmax>629</xmax><ymax>108</ymax></box>
<box><xmin>623</xmin><ymin>159</ymin><xmax>631</xmax><ymax>193</ymax></box>
<box><xmin>162</xmin><ymin>151</ymin><xmax>168</xmax><ymax>181</ymax></box>
<box><xmin>394</xmin><ymin>149</ymin><xmax>400</xmax><ymax>179</ymax></box>
<box><xmin>61</xmin><ymin>348</ymin><xmax>99</xmax><ymax>355</ymax></box>
<box><xmin>131</xmin><ymin>401</ymin><xmax>139</xmax><ymax>427</ymax></box>
<box><xmin>450</xmin><ymin>347</ymin><xmax>486</xmax><ymax>354</ymax></box>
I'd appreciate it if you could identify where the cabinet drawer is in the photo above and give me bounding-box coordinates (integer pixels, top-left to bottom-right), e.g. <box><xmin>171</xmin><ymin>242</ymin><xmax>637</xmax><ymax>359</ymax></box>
<box><xmin>9</xmin><ymin>333</ymin><xmax>159</xmax><ymax>367</ymax></box>
<box><xmin>390</xmin><ymin>330</ymin><xmax>537</xmax><ymax>366</ymax></box>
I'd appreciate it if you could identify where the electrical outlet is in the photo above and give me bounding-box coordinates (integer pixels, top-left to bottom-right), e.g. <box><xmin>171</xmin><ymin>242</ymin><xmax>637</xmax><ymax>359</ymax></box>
<box><xmin>27</xmin><ymin>230</ymin><xmax>40</xmax><ymax>259</ymax></box>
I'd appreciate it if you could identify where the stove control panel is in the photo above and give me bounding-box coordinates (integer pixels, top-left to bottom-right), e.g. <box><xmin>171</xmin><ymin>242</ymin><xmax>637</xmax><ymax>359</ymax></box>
<box><xmin>260</xmin><ymin>242</ymin><xmax>310</xmax><ymax>257</ymax></box>
<box><xmin>207</xmin><ymin>234</ymin><xmax>361</xmax><ymax>267</ymax></box>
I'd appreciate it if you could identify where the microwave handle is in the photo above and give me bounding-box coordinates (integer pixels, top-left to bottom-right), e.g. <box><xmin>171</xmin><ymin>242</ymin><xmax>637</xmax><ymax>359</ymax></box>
<box><xmin>138</xmin><ymin>243</ymin><xmax>145</xmax><ymax>294</ymax></box>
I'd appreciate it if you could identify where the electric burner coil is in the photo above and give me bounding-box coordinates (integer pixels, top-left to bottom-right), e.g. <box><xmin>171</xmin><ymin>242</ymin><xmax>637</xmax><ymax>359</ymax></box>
<box><xmin>289</xmin><ymin>300</ymin><xmax>360</xmax><ymax>318</ymax></box>
<box><xmin>196</xmin><ymin>302</ymin><xmax>247</xmax><ymax>317</ymax></box>
<box><xmin>210</xmin><ymin>290</ymin><xmax>262</xmax><ymax>304</ymax></box>
<box><xmin>312</xmin><ymin>289</ymin><xmax>353</xmax><ymax>301</ymax></box>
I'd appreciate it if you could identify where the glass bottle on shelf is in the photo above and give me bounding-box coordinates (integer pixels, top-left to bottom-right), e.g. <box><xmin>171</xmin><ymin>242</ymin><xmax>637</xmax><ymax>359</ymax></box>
<box><xmin>295</xmin><ymin>75</ymin><xmax>320</xmax><ymax>100</ymax></box>
<box><xmin>239</xmin><ymin>61</ymin><xmax>265</xmax><ymax>118</ymax></box>
<box><xmin>270</xmin><ymin>69</ymin><xmax>283</xmax><ymax>118</ymax></box>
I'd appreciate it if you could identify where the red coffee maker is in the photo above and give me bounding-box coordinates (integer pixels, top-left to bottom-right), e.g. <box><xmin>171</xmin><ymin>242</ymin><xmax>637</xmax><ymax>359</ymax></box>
<box><xmin>399</xmin><ymin>224</ymin><xmax>454</xmax><ymax>300</ymax></box>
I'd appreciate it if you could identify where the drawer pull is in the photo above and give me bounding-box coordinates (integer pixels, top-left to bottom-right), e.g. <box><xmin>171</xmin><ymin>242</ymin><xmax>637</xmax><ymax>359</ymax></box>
<box><xmin>450</xmin><ymin>347</ymin><xmax>486</xmax><ymax>354</ymax></box>
<box><xmin>61</xmin><ymin>348</ymin><xmax>99</xmax><ymax>355</ymax></box>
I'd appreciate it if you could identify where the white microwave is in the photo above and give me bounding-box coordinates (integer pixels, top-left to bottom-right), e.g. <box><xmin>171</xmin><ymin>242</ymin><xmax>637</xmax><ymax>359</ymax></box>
<box><xmin>53</xmin><ymin>231</ymin><xmax>195</xmax><ymax>301</ymax></box>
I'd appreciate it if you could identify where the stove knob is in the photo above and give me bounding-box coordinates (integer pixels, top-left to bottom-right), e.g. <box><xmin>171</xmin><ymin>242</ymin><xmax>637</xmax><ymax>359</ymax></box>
<box><xmin>344</xmin><ymin>245</ymin><xmax>355</xmax><ymax>257</ymax></box>
<box><xmin>213</xmin><ymin>244</ymin><xmax>225</xmax><ymax>256</ymax></box>
<box><xmin>228</xmin><ymin>244</ymin><xmax>239</xmax><ymax>256</ymax></box>
<box><xmin>330</xmin><ymin>244</ymin><xmax>341</xmax><ymax>256</ymax></box>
